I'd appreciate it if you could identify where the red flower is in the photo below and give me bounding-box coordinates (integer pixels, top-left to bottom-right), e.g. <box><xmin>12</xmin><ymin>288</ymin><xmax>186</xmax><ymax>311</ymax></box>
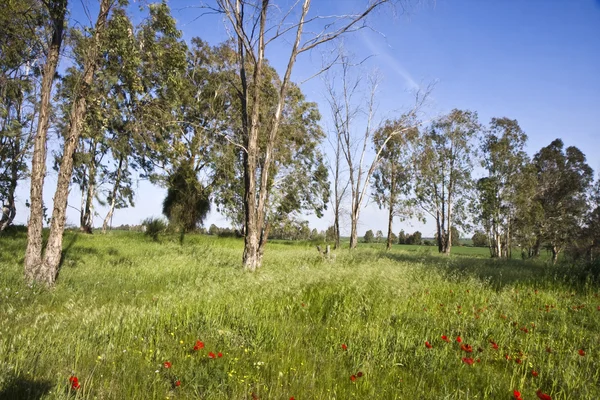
<box><xmin>461</xmin><ymin>357</ymin><xmax>474</xmax><ymax>365</ymax></box>
<box><xmin>490</xmin><ymin>341</ymin><xmax>499</xmax><ymax>350</ymax></box>
<box><xmin>350</xmin><ymin>375</ymin><xmax>357</xmax><ymax>382</ymax></box>
<box><xmin>163</xmin><ymin>361</ymin><xmax>172</xmax><ymax>369</ymax></box>
<box><xmin>290</xmin><ymin>397</ymin><xmax>295</xmax><ymax>400</ymax></box>
<box><xmin>69</xmin><ymin>376</ymin><xmax>80</xmax><ymax>390</ymax></box>
<box><xmin>175</xmin><ymin>380</ymin><xmax>181</xmax><ymax>387</ymax></box>
<box><xmin>460</xmin><ymin>344</ymin><xmax>473</xmax><ymax>353</ymax></box>
<box><xmin>441</xmin><ymin>335</ymin><xmax>450</xmax><ymax>342</ymax></box>
<box><xmin>515</xmin><ymin>358</ymin><xmax>522</xmax><ymax>364</ymax></box>
<box><xmin>513</xmin><ymin>390</ymin><xmax>523</xmax><ymax>400</ymax></box>
<box><xmin>456</xmin><ymin>336</ymin><xmax>462</xmax><ymax>343</ymax></box>
<box><xmin>505</xmin><ymin>354</ymin><xmax>511</xmax><ymax>360</ymax></box>
<box><xmin>218</xmin><ymin>352</ymin><xmax>223</xmax><ymax>358</ymax></box>
<box><xmin>208</xmin><ymin>352</ymin><xmax>216</xmax><ymax>359</ymax></box>
<box><xmin>194</xmin><ymin>340</ymin><xmax>204</xmax><ymax>351</ymax></box>
<box><xmin>578</xmin><ymin>349</ymin><xmax>586</xmax><ymax>356</ymax></box>
<box><xmin>536</xmin><ymin>389</ymin><xmax>552</xmax><ymax>400</ymax></box>
<box><xmin>357</xmin><ymin>371</ymin><xmax>363</xmax><ymax>378</ymax></box>
<box><xmin>341</xmin><ymin>343</ymin><xmax>348</xmax><ymax>351</ymax></box>
<box><xmin>532</xmin><ymin>370</ymin><xmax>539</xmax><ymax>377</ymax></box>
<box><xmin>520</xmin><ymin>327</ymin><xmax>529</xmax><ymax>333</ymax></box>
<box><xmin>425</xmin><ymin>341</ymin><xmax>432</xmax><ymax>349</ymax></box>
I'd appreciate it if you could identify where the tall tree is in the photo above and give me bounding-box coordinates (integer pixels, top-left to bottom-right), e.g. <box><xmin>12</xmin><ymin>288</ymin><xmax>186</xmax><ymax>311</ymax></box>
<box><xmin>413</xmin><ymin>109</ymin><xmax>480</xmax><ymax>254</ymax></box>
<box><xmin>532</xmin><ymin>139</ymin><xmax>593</xmax><ymax>263</ymax></box>
<box><xmin>27</xmin><ymin>0</ymin><xmax>117</xmax><ymax>285</ymax></box>
<box><xmin>214</xmin><ymin>0</ymin><xmax>394</xmax><ymax>270</ymax></box>
<box><xmin>24</xmin><ymin>0</ymin><xmax>68</xmax><ymax>281</ymax></box>
<box><xmin>475</xmin><ymin>118</ymin><xmax>529</xmax><ymax>258</ymax></box>
<box><xmin>371</xmin><ymin>118</ymin><xmax>418</xmax><ymax>250</ymax></box>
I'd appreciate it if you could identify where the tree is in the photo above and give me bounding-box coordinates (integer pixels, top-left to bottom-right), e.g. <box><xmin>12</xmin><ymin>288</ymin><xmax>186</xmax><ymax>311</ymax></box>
<box><xmin>451</xmin><ymin>226</ymin><xmax>460</xmax><ymax>246</ymax></box>
<box><xmin>372</xmin><ymin>118</ymin><xmax>418</xmax><ymax>250</ymax></box>
<box><xmin>475</xmin><ymin>118</ymin><xmax>529</xmax><ymax>258</ymax></box>
<box><xmin>471</xmin><ymin>231</ymin><xmax>487</xmax><ymax>247</ymax></box>
<box><xmin>214</xmin><ymin>0</ymin><xmax>396</xmax><ymax>270</ymax></box>
<box><xmin>24</xmin><ymin>0</ymin><xmax>68</xmax><ymax>282</ymax></box>
<box><xmin>364</xmin><ymin>229</ymin><xmax>374</xmax><ymax>243</ymax></box>
<box><xmin>0</xmin><ymin>0</ymin><xmax>43</xmax><ymax>231</ymax></box>
<box><xmin>25</xmin><ymin>0</ymin><xmax>117</xmax><ymax>285</ymax></box>
<box><xmin>412</xmin><ymin>109</ymin><xmax>480</xmax><ymax>254</ymax></box>
<box><xmin>398</xmin><ymin>230</ymin><xmax>407</xmax><ymax>244</ymax></box>
<box><xmin>375</xmin><ymin>229</ymin><xmax>383</xmax><ymax>243</ymax></box>
<box><xmin>532</xmin><ymin>139</ymin><xmax>593</xmax><ymax>263</ymax></box>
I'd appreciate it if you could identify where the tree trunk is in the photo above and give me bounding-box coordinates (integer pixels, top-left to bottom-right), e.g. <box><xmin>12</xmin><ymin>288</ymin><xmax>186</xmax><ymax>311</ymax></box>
<box><xmin>551</xmin><ymin>246</ymin><xmax>560</xmax><ymax>265</ymax></box>
<box><xmin>333</xmin><ymin>209</ymin><xmax>340</xmax><ymax>250</ymax></box>
<box><xmin>39</xmin><ymin>0</ymin><xmax>112</xmax><ymax>284</ymax></box>
<box><xmin>80</xmin><ymin>149</ymin><xmax>97</xmax><ymax>234</ymax></box>
<box><xmin>24</xmin><ymin>0</ymin><xmax>67</xmax><ymax>284</ymax></box>
<box><xmin>386</xmin><ymin>203</ymin><xmax>394</xmax><ymax>251</ymax></box>
<box><xmin>102</xmin><ymin>157</ymin><xmax>123</xmax><ymax>233</ymax></box>
<box><xmin>0</xmin><ymin>177</ymin><xmax>17</xmax><ymax>232</ymax></box>
<box><xmin>349</xmin><ymin>212</ymin><xmax>358</xmax><ymax>249</ymax></box>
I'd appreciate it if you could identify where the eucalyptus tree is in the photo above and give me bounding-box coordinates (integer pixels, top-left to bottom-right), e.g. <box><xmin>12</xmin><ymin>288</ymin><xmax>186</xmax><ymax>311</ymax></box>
<box><xmin>371</xmin><ymin>118</ymin><xmax>418</xmax><ymax>250</ymax></box>
<box><xmin>26</xmin><ymin>0</ymin><xmax>120</xmax><ymax>286</ymax></box>
<box><xmin>412</xmin><ymin>109</ymin><xmax>480</xmax><ymax>254</ymax></box>
<box><xmin>0</xmin><ymin>0</ymin><xmax>44</xmax><ymax>230</ymax></box>
<box><xmin>475</xmin><ymin>118</ymin><xmax>529</xmax><ymax>258</ymax></box>
<box><xmin>531</xmin><ymin>139</ymin><xmax>593</xmax><ymax>263</ymax></box>
<box><xmin>213</xmin><ymin>0</ymin><xmax>398</xmax><ymax>270</ymax></box>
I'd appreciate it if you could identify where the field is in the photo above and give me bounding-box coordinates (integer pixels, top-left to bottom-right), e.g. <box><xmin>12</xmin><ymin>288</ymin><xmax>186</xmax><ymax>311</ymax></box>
<box><xmin>1</xmin><ymin>230</ymin><xmax>599</xmax><ymax>399</ymax></box>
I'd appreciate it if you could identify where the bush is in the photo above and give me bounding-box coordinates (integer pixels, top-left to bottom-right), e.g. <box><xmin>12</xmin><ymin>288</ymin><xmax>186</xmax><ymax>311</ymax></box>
<box><xmin>364</xmin><ymin>230</ymin><xmax>374</xmax><ymax>243</ymax></box>
<box><xmin>142</xmin><ymin>217</ymin><xmax>167</xmax><ymax>241</ymax></box>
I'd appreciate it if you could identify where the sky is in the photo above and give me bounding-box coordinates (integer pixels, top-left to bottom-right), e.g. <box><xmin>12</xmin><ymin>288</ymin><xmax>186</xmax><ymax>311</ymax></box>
<box><xmin>12</xmin><ymin>0</ymin><xmax>600</xmax><ymax>238</ymax></box>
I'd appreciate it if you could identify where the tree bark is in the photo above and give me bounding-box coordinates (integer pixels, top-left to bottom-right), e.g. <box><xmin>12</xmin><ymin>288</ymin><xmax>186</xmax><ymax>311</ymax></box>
<box><xmin>80</xmin><ymin>144</ymin><xmax>97</xmax><ymax>234</ymax></box>
<box><xmin>24</xmin><ymin>0</ymin><xmax>67</xmax><ymax>283</ymax></box>
<box><xmin>38</xmin><ymin>0</ymin><xmax>112</xmax><ymax>284</ymax></box>
<box><xmin>102</xmin><ymin>156</ymin><xmax>123</xmax><ymax>233</ymax></box>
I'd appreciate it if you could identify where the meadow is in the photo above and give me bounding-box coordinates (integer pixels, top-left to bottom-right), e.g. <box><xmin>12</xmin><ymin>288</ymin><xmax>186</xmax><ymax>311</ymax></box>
<box><xmin>1</xmin><ymin>229</ymin><xmax>599</xmax><ymax>399</ymax></box>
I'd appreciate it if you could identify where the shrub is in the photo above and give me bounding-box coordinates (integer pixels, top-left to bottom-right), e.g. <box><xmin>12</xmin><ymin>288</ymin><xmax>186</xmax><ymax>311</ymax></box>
<box><xmin>142</xmin><ymin>217</ymin><xmax>167</xmax><ymax>241</ymax></box>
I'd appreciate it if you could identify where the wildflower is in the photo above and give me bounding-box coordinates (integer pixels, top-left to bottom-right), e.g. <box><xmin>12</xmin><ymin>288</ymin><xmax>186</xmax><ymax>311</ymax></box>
<box><xmin>69</xmin><ymin>376</ymin><xmax>80</xmax><ymax>390</ymax></box>
<box><xmin>441</xmin><ymin>335</ymin><xmax>450</xmax><ymax>342</ymax></box>
<box><xmin>208</xmin><ymin>352</ymin><xmax>216</xmax><ymax>359</ymax></box>
<box><xmin>515</xmin><ymin>358</ymin><xmax>522</xmax><ymax>364</ymax></box>
<box><xmin>350</xmin><ymin>374</ymin><xmax>357</xmax><ymax>382</ymax></box>
<box><xmin>505</xmin><ymin>354</ymin><xmax>511</xmax><ymax>360</ymax></box>
<box><xmin>532</xmin><ymin>370</ymin><xmax>539</xmax><ymax>377</ymax></box>
<box><xmin>218</xmin><ymin>352</ymin><xmax>223</xmax><ymax>358</ymax></box>
<box><xmin>163</xmin><ymin>361</ymin><xmax>172</xmax><ymax>369</ymax></box>
<box><xmin>290</xmin><ymin>397</ymin><xmax>295</xmax><ymax>400</ymax></box>
<box><xmin>175</xmin><ymin>380</ymin><xmax>181</xmax><ymax>387</ymax></box>
<box><xmin>536</xmin><ymin>389</ymin><xmax>552</xmax><ymax>400</ymax></box>
<box><xmin>341</xmin><ymin>343</ymin><xmax>348</xmax><ymax>351</ymax></box>
<box><xmin>578</xmin><ymin>349</ymin><xmax>586</xmax><ymax>356</ymax></box>
<box><xmin>357</xmin><ymin>371</ymin><xmax>363</xmax><ymax>378</ymax></box>
<box><xmin>460</xmin><ymin>344</ymin><xmax>473</xmax><ymax>353</ymax></box>
<box><xmin>520</xmin><ymin>327</ymin><xmax>529</xmax><ymax>333</ymax></box>
<box><xmin>194</xmin><ymin>340</ymin><xmax>204</xmax><ymax>351</ymax></box>
<box><xmin>461</xmin><ymin>357</ymin><xmax>474</xmax><ymax>365</ymax></box>
<box><xmin>425</xmin><ymin>341</ymin><xmax>432</xmax><ymax>349</ymax></box>
<box><xmin>513</xmin><ymin>390</ymin><xmax>523</xmax><ymax>400</ymax></box>
<box><xmin>456</xmin><ymin>336</ymin><xmax>462</xmax><ymax>343</ymax></box>
<box><xmin>490</xmin><ymin>341</ymin><xmax>499</xmax><ymax>350</ymax></box>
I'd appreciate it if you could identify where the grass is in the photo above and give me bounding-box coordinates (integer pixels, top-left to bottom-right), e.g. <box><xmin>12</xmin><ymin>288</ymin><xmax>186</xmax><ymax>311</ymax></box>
<box><xmin>0</xmin><ymin>229</ymin><xmax>599</xmax><ymax>399</ymax></box>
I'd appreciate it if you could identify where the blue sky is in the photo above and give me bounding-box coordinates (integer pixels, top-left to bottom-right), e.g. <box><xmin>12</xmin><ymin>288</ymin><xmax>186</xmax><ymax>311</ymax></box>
<box><xmin>14</xmin><ymin>0</ymin><xmax>600</xmax><ymax>238</ymax></box>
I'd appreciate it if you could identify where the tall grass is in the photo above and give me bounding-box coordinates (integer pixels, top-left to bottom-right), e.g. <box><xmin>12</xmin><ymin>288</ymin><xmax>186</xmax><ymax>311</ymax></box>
<box><xmin>0</xmin><ymin>230</ymin><xmax>598</xmax><ymax>399</ymax></box>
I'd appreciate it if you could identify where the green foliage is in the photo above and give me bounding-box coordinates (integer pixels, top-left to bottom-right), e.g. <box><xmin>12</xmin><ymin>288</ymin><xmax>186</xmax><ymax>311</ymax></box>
<box><xmin>472</xmin><ymin>231</ymin><xmax>488</xmax><ymax>247</ymax></box>
<box><xmin>142</xmin><ymin>217</ymin><xmax>166</xmax><ymax>241</ymax></box>
<box><xmin>162</xmin><ymin>164</ymin><xmax>210</xmax><ymax>233</ymax></box>
<box><xmin>364</xmin><ymin>229</ymin><xmax>374</xmax><ymax>243</ymax></box>
<box><xmin>2</xmin><ymin>232</ymin><xmax>599</xmax><ymax>399</ymax></box>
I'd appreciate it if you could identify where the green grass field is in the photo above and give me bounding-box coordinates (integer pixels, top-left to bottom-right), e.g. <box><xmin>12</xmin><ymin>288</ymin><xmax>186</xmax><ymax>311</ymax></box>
<box><xmin>1</xmin><ymin>230</ymin><xmax>599</xmax><ymax>399</ymax></box>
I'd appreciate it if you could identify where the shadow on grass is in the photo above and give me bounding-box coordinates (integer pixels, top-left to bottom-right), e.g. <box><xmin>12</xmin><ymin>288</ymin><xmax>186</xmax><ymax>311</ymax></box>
<box><xmin>0</xmin><ymin>375</ymin><xmax>53</xmax><ymax>400</ymax></box>
<box><xmin>383</xmin><ymin>251</ymin><xmax>599</xmax><ymax>291</ymax></box>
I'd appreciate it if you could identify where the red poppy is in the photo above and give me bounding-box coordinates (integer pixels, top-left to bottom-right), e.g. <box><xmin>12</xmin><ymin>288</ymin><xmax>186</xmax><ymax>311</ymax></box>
<box><xmin>578</xmin><ymin>349</ymin><xmax>586</xmax><ymax>356</ymax></box>
<box><xmin>69</xmin><ymin>376</ymin><xmax>80</xmax><ymax>390</ymax></box>
<box><xmin>194</xmin><ymin>340</ymin><xmax>204</xmax><ymax>351</ymax></box>
<box><xmin>425</xmin><ymin>341</ymin><xmax>432</xmax><ymax>349</ymax></box>
<box><xmin>163</xmin><ymin>361</ymin><xmax>172</xmax><ymax>369</ymax></box>
<box><xmin>350</xmin><ymin>375</ymin><xmax>357</xmax><ymax>382</ymax></box>
<box><xmin>460</xmin><ymin>344</ymin><xmax>473</xmax><ymax>353</ymax></box>
<box><xmin>532</xmin><ymin>370</ymin><xmax>539</xmax><ymax>377</ymax></box>
<box><xmin>456</xmin><ymin>336</ymin><xmax>462</xmax><ymax>343</ymax></box>
<box><xmin>175</xmin><ymin>380</ymin><xmax>181</xmax><ymax>387</ymax></box>
<box><xmin>515</xmin><ymin>358</ymin><xmax>522</xmax><ymax>364</ymax></box>
<box><xmin>441</xmin><ymin>335</ymin><xmax>450</xmax><ymax>342</ymax></box>
<box><xmin>208</xmin><ymin>352</ymin><xmax>216</xmax><ymax>359</ymax></box>
<box><xmin>218</xmin><ymin>352</ymin><xmax>223</xmax><ymax>358</ymax></box>
<box><xmin>357</xmin><ymin>371</ymin><xmax>363</xmax><ymax>378</ymax></box>
<box><xmin>513</xmin><ymin>390</ymin><xmax>523</xmax><ymax>400</ymax></box>
<box><xmin>341</xmin><ymin>343</ymin><xmax>348</xmax><ymax>351</ymax></box>
<box><xmin>490</xmin><ymin>341</ymin><xmax>499</xmax><ymax>350</ymax></box>
<box><xmin>536</xmin><ymin>389</ymin><xmax>552</xmax><ymax>400</ymax></box>
<box><xmin>290</xmin><ymin>397</ymin><xmax>295</xmax><ymax>400</ymax></box>
<box><xmin>505</xmin><ymin>354</ymin><xmax>511</xmax><ymax>360</ymax></box>
<box><xmin>461</xmin><ymin>357</ymin><xmax>474</xmax><ymax>365</ymax></box>
<box><xmin>520</xmin><ymin>327</ymin><xmax>529</xmax><ymax>333</ymax></box>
